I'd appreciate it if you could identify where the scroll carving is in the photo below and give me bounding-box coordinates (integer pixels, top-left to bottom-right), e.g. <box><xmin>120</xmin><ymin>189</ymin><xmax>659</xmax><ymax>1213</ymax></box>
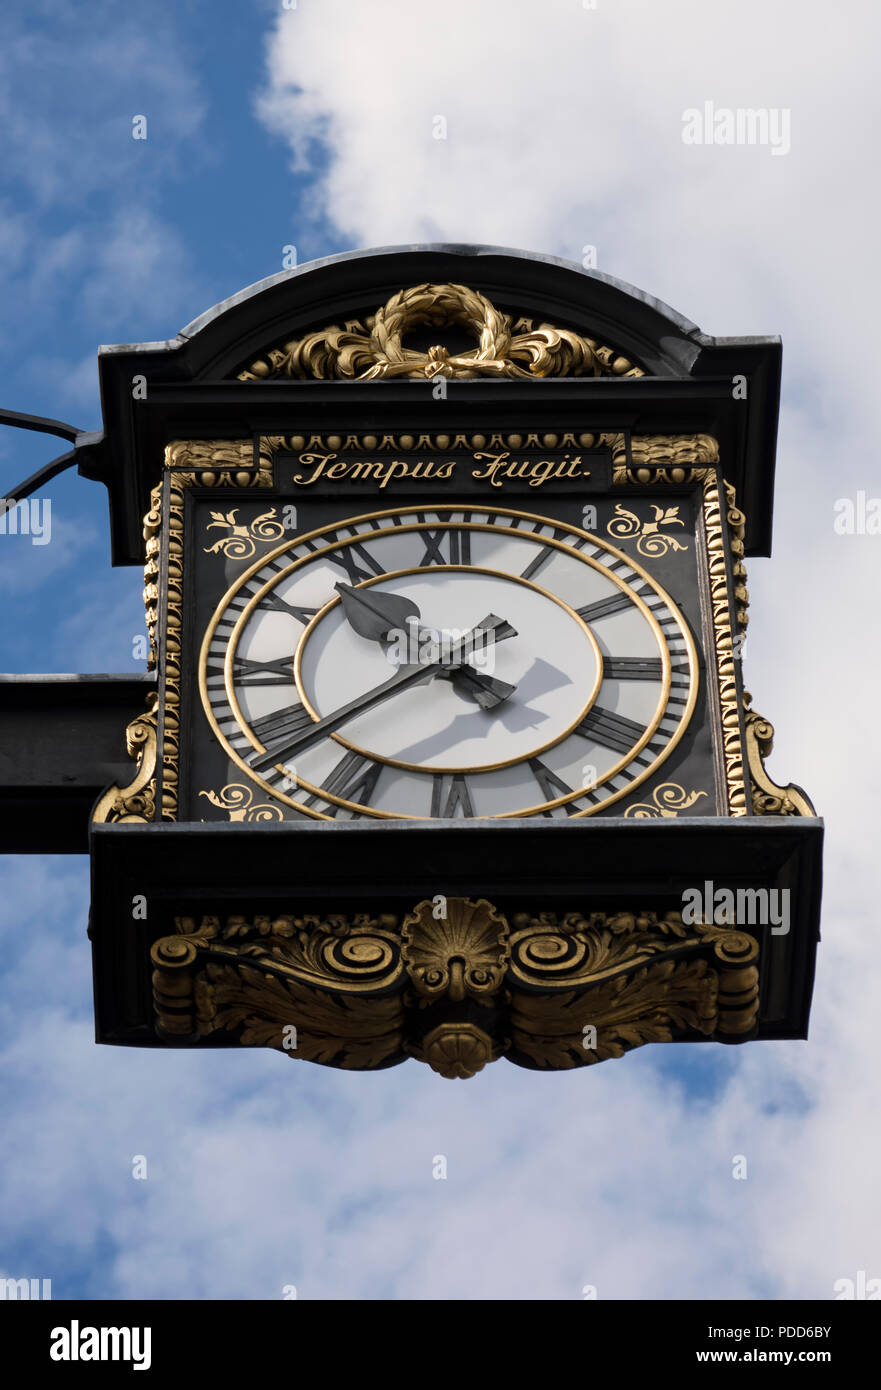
<box><xmin>149</xmin><ymin>899</ymin><xmax>760</xmax><ymax>1078</ymax></box>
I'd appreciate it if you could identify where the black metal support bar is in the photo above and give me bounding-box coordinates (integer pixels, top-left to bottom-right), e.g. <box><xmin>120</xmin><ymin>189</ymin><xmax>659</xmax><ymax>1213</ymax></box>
<box><xmin>0</xmin><ymin>409</ymin><xmax>105</xmax><ymax>508</ymax></box>
<box><xmin>0</xmin><ymin>407</ymin><xmax>82</xmax><ymax>442</ymax></box>
<box><xmin>0</xmin><ymin>674</ymin><xmax>155</xmax><ymax>853</ymax></box>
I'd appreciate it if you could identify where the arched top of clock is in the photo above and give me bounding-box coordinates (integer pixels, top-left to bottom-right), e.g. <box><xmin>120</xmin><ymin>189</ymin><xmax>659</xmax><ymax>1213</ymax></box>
<box><xmin>82</xmin><ymin>245</ymin><xmax>782</xmax><ymax>565</ymax></box>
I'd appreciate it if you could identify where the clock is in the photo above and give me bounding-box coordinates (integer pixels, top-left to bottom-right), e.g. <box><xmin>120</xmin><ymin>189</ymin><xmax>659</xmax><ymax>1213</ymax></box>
<box><xmin>199</xmin><ymin>504</ymin><xmax>698</xmax><ymax>819</ymax></box>
<box><xmin>84</xmin><ymin>263</ymin><xmax>821</xmax><ymax>1072</ymax></box>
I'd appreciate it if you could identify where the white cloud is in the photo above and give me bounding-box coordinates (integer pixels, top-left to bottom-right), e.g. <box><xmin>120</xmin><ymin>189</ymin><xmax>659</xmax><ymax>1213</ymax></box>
<box><xmin>1</xmin><ymin>0</ymin><xmax>879</xmax><ymax>1304</ymax></box>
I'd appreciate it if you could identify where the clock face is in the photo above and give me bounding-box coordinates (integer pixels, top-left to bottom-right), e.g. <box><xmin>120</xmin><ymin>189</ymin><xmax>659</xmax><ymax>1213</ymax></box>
<box><xmin>199</xmin><ymin>505</ymin><xmax>698</xmax><ymax>819</ymax></box>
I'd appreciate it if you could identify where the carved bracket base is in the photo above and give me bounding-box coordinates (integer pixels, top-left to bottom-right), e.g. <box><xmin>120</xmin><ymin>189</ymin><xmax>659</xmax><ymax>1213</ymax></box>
<box><xmin>150</xmin><ymin>898</ymin><xmax>760</xmax><ymax>1079</ymax></box>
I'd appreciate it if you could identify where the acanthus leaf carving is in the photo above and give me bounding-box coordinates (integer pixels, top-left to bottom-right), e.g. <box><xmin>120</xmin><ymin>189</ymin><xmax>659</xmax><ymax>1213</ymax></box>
<box><xmin>236</xmin><ymin>283</ymin><xmax>644</xmax><ymax>383</ymax></box>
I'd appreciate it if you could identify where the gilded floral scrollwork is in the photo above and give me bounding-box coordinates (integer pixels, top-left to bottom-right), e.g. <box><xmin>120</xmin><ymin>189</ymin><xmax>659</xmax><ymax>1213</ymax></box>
<box><xmin>92</xmin><ymin>693</ymin><xmax>158</xmax><ymax>824</ymax></box>
<box><xmin>607</xmin><ymin>502</ymin><xmax>689</xmax><ymax>556</ymax></box>
<box><xmin>511</xmin><ymin>959</ymin><xmax>719</xmax><ymax>1069</ymax></box>
<box><xmin>623</xmin><ymin>783</ymin><xmax>708</xmax><ymax>819</ymax></box>
<box><xmin>743</xmin><ymin>692</ymin><xmax>815</xmax><ymax>816</ymax></box>
<box><xmin>203</xmin><ymin>507</ymin><xmax>285</xmax><ymax>560</ymax></box>
<box><xmin>236</xmin><ymin>283</ymin><xmax>644</xmax><ymax>383</ymax></box>
<box><xmin>151</xmin><ymin>912</ymin><xmax>405</xmax><ymax>1063</ymax></box>
<box><xmin>198</xmin><ymin>784</ymin><xmax>284</xmax><ymax>822</ymax></box>
<box><xmin>148</xmin><ymin>900</ymin><xmax>760</xmax><ymax>1077</ymax></box>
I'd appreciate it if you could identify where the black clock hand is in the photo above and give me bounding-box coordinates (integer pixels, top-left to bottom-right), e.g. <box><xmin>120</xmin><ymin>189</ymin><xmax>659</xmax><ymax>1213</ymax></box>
<box><xmin>251</xmin><ymin>614</ymin><xmax>515</xmax><ymax>769</ymax></box>
<box><xmin>334</xmin><ymin>583</ymin><xmax>517</xmax><ymax>707</ymax></box>
<box><xmin>333</xmin><ymin>583</ymin><xmax>420</xmax><ymax>641</ymax></box>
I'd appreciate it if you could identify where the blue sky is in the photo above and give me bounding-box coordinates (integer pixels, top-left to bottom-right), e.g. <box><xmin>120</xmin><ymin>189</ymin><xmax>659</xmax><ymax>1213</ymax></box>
<box><xmin>1</xmin><ymin>0</ymin><xmax>879</xmax><ymax>1299</ymax></box>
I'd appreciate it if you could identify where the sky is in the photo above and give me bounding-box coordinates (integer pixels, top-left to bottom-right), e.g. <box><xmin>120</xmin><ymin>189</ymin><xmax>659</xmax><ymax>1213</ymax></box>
<box><xmin>0</xmin><ymin>0</ymin><xmax>879</xmax><ymax>1300</ymax></box>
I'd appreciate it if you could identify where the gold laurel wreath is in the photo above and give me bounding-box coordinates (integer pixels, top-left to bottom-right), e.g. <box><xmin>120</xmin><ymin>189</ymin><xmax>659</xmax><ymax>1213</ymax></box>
<box><xmin>237</xmin><ymin>282</ymin><xmax>644</xmax><ymax>382</ymax></box>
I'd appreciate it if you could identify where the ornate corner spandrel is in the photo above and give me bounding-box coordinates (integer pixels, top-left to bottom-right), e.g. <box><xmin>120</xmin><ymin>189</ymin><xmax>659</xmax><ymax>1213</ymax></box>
<box><xmin>147</xmin><ymin>900</ymin><xmax>760</xmax><ymax>1077</ymax></box>
<box><xmin>92</xmin><ymin>693</ymin><xmax>159</xmax><ymax>824</ymax></box>
<box><xmin>235</xmin><ymin>283</ymin><xmax>645</xmax><ymax>383</ymax></box>
<box><xmin>743</xmin><ymin>692</ymin><xmax>815</xmax><ymax>816</ymax></box>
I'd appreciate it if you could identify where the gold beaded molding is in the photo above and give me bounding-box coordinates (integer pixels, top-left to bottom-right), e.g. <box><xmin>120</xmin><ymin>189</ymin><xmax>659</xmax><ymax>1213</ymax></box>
<box><xmin>236</xmin><ymin>283</ymin><xmax>645</xmax><ymax>383</ymax></box>
<box><xmin>256</xmin><ymin>429</ymin><xmax>616</xmax><ymax>458</ymax></box>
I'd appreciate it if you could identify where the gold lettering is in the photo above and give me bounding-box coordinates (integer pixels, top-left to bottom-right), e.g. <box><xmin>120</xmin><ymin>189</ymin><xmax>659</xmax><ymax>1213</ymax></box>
<box><xmin>348</xmin><ymin>461</ymin><xmax>387</xmax><ymax>481</ymax></box>
<box><xmin>292</xmin><ymin>452</ymin><xmax>337</xmax><ymax>485</ymax></box>
<box><xmin>379</xmin><ymin>460</ymin><xmax>410</xmax><ymax>488</ymax></box>
<box><xmin>471</xmin><ymin>451</ymin><xmax>510</xmax><ymax>486</ymax></box>
<box><xmin>292</xmin><ymin>449</ymin><xmax>588</xmax><ymax>489</ymax></box>
<box><xmin>527</xmin><ymin>459</ymin><xmax>556</xmax><ymax>486</ymax></box>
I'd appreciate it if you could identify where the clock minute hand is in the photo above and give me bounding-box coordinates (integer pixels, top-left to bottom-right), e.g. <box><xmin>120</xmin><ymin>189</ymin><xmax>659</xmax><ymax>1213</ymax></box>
<box><xmin>251</xmin><ymin>662</ymin><xmax>436</xmax><ymax>770</ymax></box>
<box><xmin>250</xmin><ymin>614</ymin><xmax>514</xmax><ymax>770</ymax></box>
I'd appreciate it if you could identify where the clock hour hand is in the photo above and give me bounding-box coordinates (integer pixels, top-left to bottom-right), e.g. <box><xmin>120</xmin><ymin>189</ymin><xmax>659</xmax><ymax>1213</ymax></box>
<box><xmin>334</xmin><ymin>583</ymin><xmax>517</xmax><ymax>707</ymax></box>
<box><xmin>250</xmin><ymin>613</ymin><xmax>515</xmax><ymax>770</ymax></box>
<box><xmin>333</xmin><ymin>582</ymin><xmax>421</xmax><ymax>641</ymax></box>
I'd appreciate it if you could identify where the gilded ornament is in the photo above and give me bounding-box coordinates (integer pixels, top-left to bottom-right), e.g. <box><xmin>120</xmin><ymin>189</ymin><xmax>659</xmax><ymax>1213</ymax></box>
<box><xmin>203</xmin><ymin>507</ymin><xmax>285</xmax><ymax>560</ymax></box>
<box><xmin>92</xmin><ymin>693</ymin><xmax>158</xmax><ymax>824</ymax></box>
<box><xmin>511</xmin><ymin>958</ymin><xmax>719</xmax><ymax>1069</ymax></box>
<box><xmin>147</xmin><ymin>902</ymin><xmax>760</xmax><ymax>1073</ymax></box>
<box><xmin>401</xmin><ymin>897</ymin><xmax>510</xmax><ymax>1003</ymax></box>
<box><xmin>419</xmin><ymin>1023</ymin><xmax>497</xmax><ymax>1079</ymax></box>
<box><xmin>607</xmin><ymin>502</ymin><xmax>689</xmax><ymax>556</ymax></box>
<box><xmin>198</xmin><ymin>784</ymin><xmax>284</xmax><ymax>822</ymax></box>
<box><xmin>236</xmin><ymin>283</ymin><xmax>644</xmax><ymax>382</ymax></box>
<box><xmin>623</xmin><ymin>783</ymin><xmax>708</xmax><ymax>818</ymax></box>
<box><xmin>743</xmin><ymin>692</ymin><xmax>815</xmax><ymax>816</ymax></box>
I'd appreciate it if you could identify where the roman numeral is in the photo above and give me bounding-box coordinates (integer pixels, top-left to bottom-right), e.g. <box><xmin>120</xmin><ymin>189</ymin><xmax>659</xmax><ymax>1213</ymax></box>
<box><xmin>326</xmin><ymin>542</ymin><xmax>386</xmax><ymax>584</ymax></box>
<box><xmin>574</xmin><ymin>706</ymin><xmax>646</xmax><ymax>755</ymax></box>
<box><xmin>528</xmin><ymin>758</ymin><xmax>573</xmax><ymax>801</ymax></box>
<box><xmin>603</xmin><ymin>657</ymin><xmax>663</xmax><ymax>680</ymax></box>
<box><xmin>419</xmin><ymin>528</ymin><xmax>471</xmax><ymax>566</ymax></box>
<box><xmin>519</xmin><ymin>531</ymin><xmax>567</xmax><ymax>580</ymax></box>
<box><xmin>249</xmin><ymin>704</ymin><xmax>315</xmax><ymax>754</ymax></box>
<box><xmin>431</xmin><ymin>774</ymin><xmax>474</xmax><ymax>818</ymax></box>
<box><xmin>308</xmin><ymin>751</ymin><xmax>382</xmax><ymax>810</ymax></box>
<box><xmin>230</xmin><ymin>655</ymin><xmax>295</xmax><ymax>685</ymax></box>
<box><xmin>576</xmin><ymin>593</ymin><xmax>633</xmax><ymax>622</ymax></box>
<box><xmin>259</xmin><ymin>591</ymin><xmax>319</xmax><ymax>625</ymax></box>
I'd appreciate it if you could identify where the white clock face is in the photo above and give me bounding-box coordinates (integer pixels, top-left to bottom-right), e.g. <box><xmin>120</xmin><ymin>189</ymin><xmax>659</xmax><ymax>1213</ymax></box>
<box><xmin>199</xmin><ymin>505</ymin><xmax>698</xmax><ymax>819</ymax></box>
